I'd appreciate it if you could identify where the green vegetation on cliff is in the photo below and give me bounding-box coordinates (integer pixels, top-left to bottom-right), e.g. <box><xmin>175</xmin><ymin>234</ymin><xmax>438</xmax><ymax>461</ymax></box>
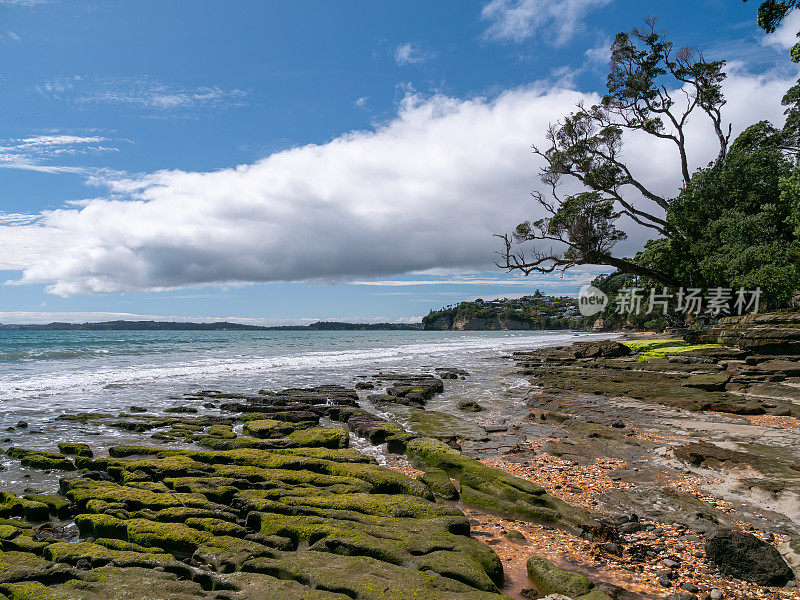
<box><xmin>422</xmin><ymin>292</ymin><xmax>580</xmax><ymax>330</ymax></box>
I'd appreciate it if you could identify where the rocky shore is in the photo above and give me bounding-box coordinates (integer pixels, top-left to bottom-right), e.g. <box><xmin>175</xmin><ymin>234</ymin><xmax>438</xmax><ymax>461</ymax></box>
<box><xmin>0</xmin><ymin>332</ymin><xmax>798</xmax><ymax>599</ymax></box>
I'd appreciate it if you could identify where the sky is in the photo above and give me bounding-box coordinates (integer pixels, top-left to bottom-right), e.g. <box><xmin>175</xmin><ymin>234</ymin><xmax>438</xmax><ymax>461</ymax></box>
<box><xmin>0</xmin><ymin>0</ymin><xmax>798</xmax><ymax>325</ymax></box>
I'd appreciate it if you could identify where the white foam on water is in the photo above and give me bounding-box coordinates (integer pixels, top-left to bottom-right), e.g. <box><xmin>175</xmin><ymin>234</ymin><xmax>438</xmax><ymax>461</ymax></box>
<box><xmin>0</xmin><ymin>331</ymin><xmax>611</xmax><ymax>401</ymax></box>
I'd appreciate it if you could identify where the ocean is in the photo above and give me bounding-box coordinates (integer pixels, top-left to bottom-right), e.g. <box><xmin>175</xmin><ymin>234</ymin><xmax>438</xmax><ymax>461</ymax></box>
<box><xmin>0</xmin><ymin>329</ymin><xmax>614</xmax><ymax>491</ymax></box>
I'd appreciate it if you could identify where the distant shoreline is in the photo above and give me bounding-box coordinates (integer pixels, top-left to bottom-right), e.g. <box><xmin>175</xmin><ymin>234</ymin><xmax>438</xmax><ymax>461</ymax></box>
<box><xmin>0</xmin><ymin>320</ymin><xmax>422</xmax><ymax>332</ymax></box>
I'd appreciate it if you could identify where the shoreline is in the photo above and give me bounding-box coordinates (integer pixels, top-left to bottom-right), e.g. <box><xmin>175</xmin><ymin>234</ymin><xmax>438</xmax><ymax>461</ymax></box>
<box><xmin>0</xmin><ymin>334</ymin><xmax>795</xmax><ymax>598</ymax></box>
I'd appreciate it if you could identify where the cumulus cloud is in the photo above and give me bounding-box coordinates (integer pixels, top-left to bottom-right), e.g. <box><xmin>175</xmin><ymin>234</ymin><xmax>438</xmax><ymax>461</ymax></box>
<box><xmin>481</xmin><ymin>0</ymin><xmax>611</xmax><ymax>45</ymax></box>
<box><xmin>4</xmin><ymin>68</ymin><xmax>793</xmax><ymax>296</ymax></box>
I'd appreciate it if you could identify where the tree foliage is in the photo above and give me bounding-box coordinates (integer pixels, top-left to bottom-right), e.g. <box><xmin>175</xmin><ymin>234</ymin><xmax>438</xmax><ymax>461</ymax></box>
<box><xmin>498</xmin><ymin>16</ymin><xmax>800</xmax><ymax>311</ymax></box>
<box><xmin>497</xmin><ymin>18</ymin><xmax>728</xmax><ymax>289</ymax></box>
<box><xmin>638</xmin><ymin>122</ymin><xmax>800</xmax><ymax>307</ymax></box>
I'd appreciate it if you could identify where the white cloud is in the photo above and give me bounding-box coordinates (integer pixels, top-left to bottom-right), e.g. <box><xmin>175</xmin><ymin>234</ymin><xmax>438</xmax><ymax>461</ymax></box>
<box><xmin>585</xmin><ymin>37</ymin><xmax>612</xmax><ymax>65</ymax></box>
<box><xmin>394</xmin><ymin>42</ymin><xmax>435</xmax><ymax>66</ymax></box>
<box><xmin>7</xmin><ymin>31</ymin><xmax>20</xmax><ymax>41</ymax></box>
<box><xmin>351</xmin><ymin>274</ymin><xmax>599</xmax><ymax>286</ymax></box>
<box><xmin>0</xmin><ymin>134</ymin><xmax>118</xmax><ymax>173</ymax></box>
<box><xmin>3</xmin><ymin>68</ymin><xmax>793</xmax><ymax>296</ymax></box>
<box><xmin>355</xmin><ymin>96</ymin><xmax>368</xmax><ymax>109</ymax></box>
<box><xmin>763</xmin><ymin>9</ymin><xmax>800</xmax><ymax>51</ymax></box>
<box><xmin>0</xmin><ymin>0</ymin><xmax>49</xmax><ymax>6</ymax></box>
<box><xmin>37</xmin><ymin>76</ymin><xmax>247</xmax><ymax>116</ymax></box>
<box><xmin>481</xmin><ymin>0</ymin><xmax>611</xmax><ymax>45</ymax></box>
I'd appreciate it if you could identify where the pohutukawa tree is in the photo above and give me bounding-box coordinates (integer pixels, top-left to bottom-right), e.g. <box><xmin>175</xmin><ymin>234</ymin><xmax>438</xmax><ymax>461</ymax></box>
<box><xmin>496</xmin><ymin>18</ymin><xmax>729</xmax><ymax>289</ymax></box>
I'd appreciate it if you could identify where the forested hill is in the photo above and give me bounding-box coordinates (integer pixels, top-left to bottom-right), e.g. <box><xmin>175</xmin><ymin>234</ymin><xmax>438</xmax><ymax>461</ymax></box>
<box><xmin>422</xmin><ymin>293</ymin><xmax>581</xmax><ymax>330</ymax></box>
<box><xmin>0</xmin><ymin>320</ymin><xmax>421</xmax><ymax>331</ymax></box>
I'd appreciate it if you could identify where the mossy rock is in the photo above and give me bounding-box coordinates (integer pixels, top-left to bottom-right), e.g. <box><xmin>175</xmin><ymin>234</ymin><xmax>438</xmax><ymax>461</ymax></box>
<box><xmin>193</xmin><ymin>535</ymin><xmax>272</xmax><ymax>572</ymax></box>
<box><xmin>133</xmin><ymin>505</ymin><xmax>238</xmax><ymax>525</ymax></box>
<box><xmin>63</xmin><ymin>480</ymin><xmax>212</xmax><ymax>512</ymax></box>
<box><xmin>206</xmin><ymin>424</ymin><xmax>236</xmax><ymax>439</ymax></box>
<box><xmin>56</xmin><ymin>443</ymin><xmax>92</xmax><ymax>458</ymax></box>
<box><xmin>41</xmin><ymin>565</ymin><xmax>211</xmax><ymax>599</ymax></box>
<box><xmin>0</xmin><ymin>581</ymin><xmax>72</xmax><ymax>600</ymax></box>
<box><xmin>419</xmin><ymin>468</ymin><xmax>459</xmax><ymax>501</ymax></box>
<box><xmin>74</xmin><ymin>514</ymin><xmax>128</xmax><ymax>539</ymax></box>
<box><xmin>287</xmin><ymin>426</ymin><xmax>349</xmax><ymax>449</ymax></box>
<box><xmin>164</xmin><ymin>406</ymin><xmax>197</xmax><ymax>414</ymax></box>
<box><xmin>55</xmin><ymin>413</ymin><xmax>113</xmax><ymax>424</ymax></box>
<box><xmin>44</xmin><ymin>541</ymin><xmax>177</xmax><ymax>569</ymax></box>
<box><xmin>220</xmin><ymin>571</ymin><xmax>353</xmax><ymax>599</ymax></box>
<box><xmin>107</xmin><ymin>446</ymin><xmax>171</xmax><ymax>458</ymax></box>
<box><xmin>681</xmin><ymin>373</ymin><xmax>730</xmax><ymax>391</ymax></box>
<box><xmin>275</xmin><ymin>492</ymin><xmax>463</xmax><ymax>519</ymax></box>
<box><xmin>93</xmin><ymin>538</ymin><xmax>164</xmax><ymax>554</ymax></box>
<box><xmin>406</xmin><ymin>438</ymin><xmax>596</xmax><ymax>530</ymax></box>
<box><xmin>243</xmin><ymin>550</ymin><xmax>511</xmax><ymax>600</ymax></box>
<box><xmin>5</xmin><ymin>450</ymin><xmax>74</xmax><ymax>472</ymax></box>
<box><xmin>125</xmin><ymin>518</ymin><xmax>212</xmax><ymax>554</ymax></box>
<box><xmin>196</xmin><ymin>437</ymin><xmax>298</xmax><ymax>451</ymax></box>
<box><xmin>243</xmin><ymin>420</ymin><xmax>303</xmax><ymax>439</ymax></box>
<box><xmin>325</xmin><ymin>462</ymin><xmax>433</xmax><ymax>499</ymax></box>
<box><xmin>406</xmin><ymin>410</ymin><xmax>488</xmax><ymax>442</ymax></box>
<box><xmin>22</xmin><ymin>496</ymin><xmax>71</xmax><ymax>519</ymax></box>
<box><xmin>184</xmin><ymin>517</ymin><xmax>248</xmax><ymax>537</ymax></box>
<box><xmin>163</xmin><ymin>477</ymin><xmax>241</xmax><ymax>504</ymax></box>
<box><xmin>0</xmin><ymin>550</ymin><xmax>73</xmax><ymax>585</ymax></box>
<box><xmin>0</xmin><ymin>493</ymin><xmax>49</xmax><ymax>523</ymax></box>
<box><xmin>247</xmin><ymin>509</ymin><xmax>500</xmax><ymax>591</ymax></box>
<box><xmin>0</xmin><ymin>534</ymin><xmax>49</xmax><ymax>555</ymax></box>
<box><xmin>0</xmin><ymin>526</ymin><xmax>30</xmax><ymax>542</ymax></box>
<box><xmin>526</xmin><ymin>555</ymin><xmax>593</xmax><ymax>596</ymax></box>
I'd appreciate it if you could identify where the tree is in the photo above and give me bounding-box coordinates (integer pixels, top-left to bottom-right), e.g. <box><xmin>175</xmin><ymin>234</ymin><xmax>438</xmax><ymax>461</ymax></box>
<box><xmin>496</xmin><ymin>18</ymin><xmax>728</xmax><ymax>289</ymax></box>
<box><xmin>637</xmin><ymin>121</ymin><xmax>800</xmax><ymax>307</ymax></box>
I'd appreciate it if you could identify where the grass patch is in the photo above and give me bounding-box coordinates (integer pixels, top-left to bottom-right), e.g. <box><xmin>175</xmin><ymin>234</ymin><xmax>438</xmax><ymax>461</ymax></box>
<box><xmin>621</xmin><ymin>339</ymin><xmax>722</xmax><ymax>362</ymax></box>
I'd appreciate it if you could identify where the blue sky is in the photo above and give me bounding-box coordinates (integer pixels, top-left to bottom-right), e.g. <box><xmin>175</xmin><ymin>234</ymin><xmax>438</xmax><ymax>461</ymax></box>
<box><xmin>0</xmin><ymin>0</ymin><xmax>797</xmax><ymax>324</ymax></box>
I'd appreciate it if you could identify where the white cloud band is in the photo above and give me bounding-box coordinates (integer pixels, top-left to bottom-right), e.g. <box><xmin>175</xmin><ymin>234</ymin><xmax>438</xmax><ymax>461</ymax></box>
<box><xmin>3</xmin><ymin>69</ymin><xmax>793</xmax><ymax>296</ymax></box>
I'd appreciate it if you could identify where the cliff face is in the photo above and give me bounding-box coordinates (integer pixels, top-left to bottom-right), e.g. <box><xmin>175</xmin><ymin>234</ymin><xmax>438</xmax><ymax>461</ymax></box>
<box><xmin>451</xmin><ymin>317</ymin><xmax>535</xmax><ymax>331</ymax></box>
<box><xmin>425</xmin><ymin>315</ymin><xmax>453</xmax><ymax>330</ymax></box>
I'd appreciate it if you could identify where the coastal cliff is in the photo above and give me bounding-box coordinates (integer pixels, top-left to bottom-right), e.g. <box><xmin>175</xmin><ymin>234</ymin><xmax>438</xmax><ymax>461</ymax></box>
<box><xmin>423</xmin><ymin>294</ymin><xmax>581</xmax><ymax>331</ymax></box>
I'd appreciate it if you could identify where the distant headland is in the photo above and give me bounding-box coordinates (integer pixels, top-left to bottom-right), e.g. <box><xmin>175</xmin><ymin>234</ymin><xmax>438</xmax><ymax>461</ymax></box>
<box><xmin>422</xmin><ymin>292</ymin><xmax>580</xmax><ymax>331</ymax></box>
<box><xmin>0</xmin><ymin>320</ymin><xmax>422</xmax><ymax>331</ymax></box>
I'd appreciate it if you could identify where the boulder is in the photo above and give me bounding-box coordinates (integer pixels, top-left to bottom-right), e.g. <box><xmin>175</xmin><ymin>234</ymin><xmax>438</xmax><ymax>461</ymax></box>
<box><xmin>705</xmin><ymin>529</ymin><xmax>794</xmax><ymax>586</ymax></box>
<box><xmin>457</xmin><ymin>400</ymin><xmax>485</xmax><ymax>413</ymax></box>
<box><xmin>573</xmin><ymin>341</ymin><xmax>631</xmax><ymax>359</ymax></box>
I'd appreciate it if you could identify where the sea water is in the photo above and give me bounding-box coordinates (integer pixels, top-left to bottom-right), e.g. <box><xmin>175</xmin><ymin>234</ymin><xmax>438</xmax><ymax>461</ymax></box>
<box><xmin>0</xmin><ymin>329</ymin><xmax>614</xmax><ymax>491</ymax></box>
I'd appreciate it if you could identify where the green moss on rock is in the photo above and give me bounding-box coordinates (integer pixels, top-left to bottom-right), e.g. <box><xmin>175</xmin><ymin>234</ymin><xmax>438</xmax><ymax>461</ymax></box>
<box><xmin>287</xmin><ymin>427</ymin><xmax>349</xmax><ymax>449</ymax></box>
<box><xmin>22</xmin><ymin>496</ymin><xmax>70</xmax><ymax>519</ymax></box>
<box><xmin>419</xmin><ymin>468</ymin><xmax>459</xmax><ymax>501</ymax></box>
<box><xmin>5</xmin><ymin>450</ymin><xmax>74</xmax><ymax>472</ymax></box>
<box><xmin>56</xmin><ymin>444</ymin><xmax>92</xmax><ymax>458</ymax></box>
